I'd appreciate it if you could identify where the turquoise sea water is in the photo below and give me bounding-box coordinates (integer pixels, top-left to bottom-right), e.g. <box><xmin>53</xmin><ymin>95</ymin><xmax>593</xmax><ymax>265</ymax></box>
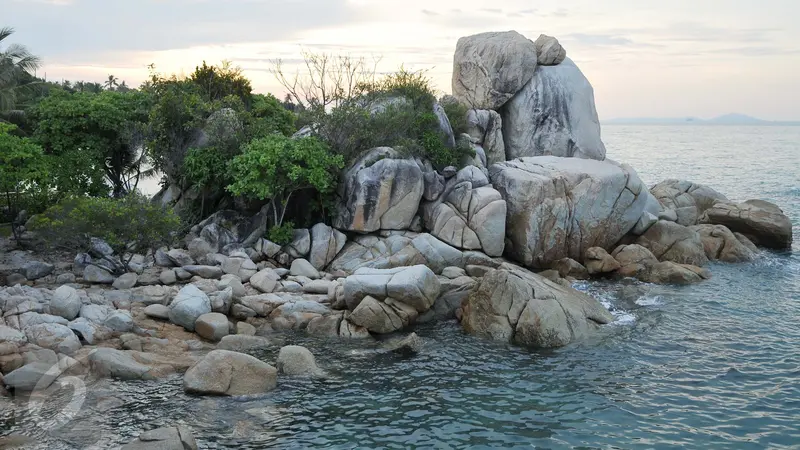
<box><xmin>3</xmin><ymin>125</ymin><xmax>799</xmax><ymax>449</ymax></box>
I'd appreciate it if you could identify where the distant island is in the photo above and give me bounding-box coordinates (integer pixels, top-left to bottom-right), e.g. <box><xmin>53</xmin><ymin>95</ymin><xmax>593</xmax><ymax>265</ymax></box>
<box><xmin>603</xmin><ymin>113</ymin><xmax>800</xmax><ymax>126</ymax></box>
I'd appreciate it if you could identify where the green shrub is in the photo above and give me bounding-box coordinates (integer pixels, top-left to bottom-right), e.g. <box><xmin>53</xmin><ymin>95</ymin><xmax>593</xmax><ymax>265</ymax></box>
<box><xmin>226</xmin><ymin>135</ymin><xmax>344</xmax><ymax>229</ymax></box>
<box><xmin>442</xmin><ymin>100</ymin><xmax>469</xmax><ymax>136</ymax></box>
<box><xmin>268</xmin><ymin>221</ymin><xmax>295</xmax><ymax>246</ymax></box>
<box><xmin>29</xmin><ymin>194</ymin><xmax>181</xmax><ymax>273</ymax></box>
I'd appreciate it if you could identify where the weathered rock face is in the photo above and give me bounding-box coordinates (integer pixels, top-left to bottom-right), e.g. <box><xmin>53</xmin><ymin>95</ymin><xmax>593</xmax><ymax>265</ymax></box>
<box><xmin>699</xmin><ymin>200</ymin><xmax>793</xmax><ymax>249</ymax></box>
<box><xmin>490</xmin><ymin>156</ymin><xmax>647</xmax><ymax>268</ymax></box>
<box><xmin>635</xmin><ymin>220</ymin><xmax>709</xmax><ymax>266</ymax></box>
<box><xmin>502</xmin><ymin>58</ymin><xmax>606</xmax><ymax>161</ymax></box>
<box><xmin>650</xmin><ymin>179</ymin><xmax>729</xmax><ymax>227</ymax></box>
<box><xmin>466</xmin><ymin>109</ymin><xmax>505</xmax><ymax>166</ymax></box>
<box><xmin>533</xmin><ymin>34</ymin><xmax>567</xmax><ymax>65</ymax></box>
<box><xmin>611</xmin><ymin>244</ymin><xmax>709</xmax><ymax>285</ymax></box>
<box><xmin>183</xmin><ymin>350</ymin><xmax>277</xmax><ymax>396</ymax></box>
<box><xmin>309</xmin><ymin>223</ymin><xmax>348</xmax><ymax>270</ymax></box>
<box><xmin>690</xmin><ymin>224</ymin><xmax>758</xmax><ymax>262</ymax></box>
<box><xmin>24</xmin><ymin>323</ymin><xmax>81</xmax><ymax>355</ymax></box>
<box><xmin>461</xmin><ymin>265</ymin><xmax>614</xmax><ymax>348</ymax></box>
<box><xmin>451</xmin><ymin>31</ymin><xmax>538</xmax><ymax>110</ymax></box>
<box><xmin>423</xmin><ymin>167</ymin><xmax>506</xmax><ymax>256</ymax></box>
<box><xmin>84</xmin><ymin>265</ymin><xmax>114</xmax><ymax>284</ymax></box>
<box><xmin>344</xmin><ymin>265</ymin><xmax>440</xmax><ymax>333</ymax></box>
<box><xmin>334</xmin><ymin>147</ymin><xmax>425</xmax><ymax>233</ymax></box>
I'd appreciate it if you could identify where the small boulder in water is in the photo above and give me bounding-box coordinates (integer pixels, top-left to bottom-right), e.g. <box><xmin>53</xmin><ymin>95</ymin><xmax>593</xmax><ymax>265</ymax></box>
<box><xmin>276</xmin><ymin>345</ymin><xmax>322</xmax><ymax>376</ymax></box>
<box><xmin>383</xmin><ymin>332</ymin><xmax>423</xmax><ymax>356</ymax></box>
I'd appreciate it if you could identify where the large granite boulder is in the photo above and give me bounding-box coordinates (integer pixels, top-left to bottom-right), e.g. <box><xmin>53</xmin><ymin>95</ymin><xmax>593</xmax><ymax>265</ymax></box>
<box><xmin>502</xmin><ymin>58</ymin><xmax>605</xmax><ymax>161</ymax></box>
<box><xmin>423</xmin><ymin>167</ymin><xmax>506</xmax><ymax>256</ymax></box>
<box><xmin>490</xmin><ymin>156</ymin><xmax>647</xmax><ymax>268</ymax></box>
<box><xmin>334</xmin><ymin>147</ymin><xmax>425</xmax><ymax>233</ymax></box>
<box><xmin>183</xmin><ymin>350</ymin><xmax>277</xmax><ymax>396</ymax></box>
<box><xmin>466</xmin><ymin>109</ymin><xmax>505</xmax><ymax>166</ymax></box>
<box><xmin>635</xmin><ymin>220</ymin><xmax>709</xmax><ymax>266</ymax></box>
<box><xmin>344</xmin><ymin>265</ymin><xmax>440</xmax><ymax>333</ymax></box>
<box><xmin>534</xmin><ymin>34</ymin><xmax>567</xmax><ymax>65</ymax></box>
<box><xmin>650</xmin><ymin>179</ymin><xmax>729</xmax><ymax>226</ymax></box>
<box><xmin>451</xmin><ymin>30</ymin><xmax>538</xmax><ymax>110</ymax></box>
<box><xmin>699</xmin><ymin>200</ymin><xmax>793</xmax><ymax>249</ymax></box>
<box><xmin>168</xmin><ymin>285</ymin><xmax>211</xmax><ymax>331</ymax></box>
<box><xmin>309</xmin><ymin>223</ymin><xmax>348</xmax><ymax>270</ymax></box>
<box><xmin>461</xmin><ymin>265</ymin><xmax>614</xmax><ymax>348</ymax></box>
<box><xmin>689</xmin><ymin>224</ymin><xmax>758</xmax><ymax>262</ymax></box>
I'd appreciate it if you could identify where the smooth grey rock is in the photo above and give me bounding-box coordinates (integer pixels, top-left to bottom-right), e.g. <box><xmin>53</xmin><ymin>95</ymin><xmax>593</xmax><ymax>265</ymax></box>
<box><xmin>188</xmin><ymin>237</ymin><xmax>215</xmax><ymax>261</ymax></box>
<box><xmin>18</xmin><ymin>312</ymin><xmax>68</xmax><ymax>329</ymax></box>
<box><xmin>502</xmin><ymin>58</ymin><xmax>605</xmax><ymax>161</ymax></box>
<box><xmin>349</xmin><ymin>296</ymin><xmax>417</xmax><ymax>334</ymax></box>
<box><xmin>451</xmin><ymin>30</ymin><xmax>538</xmax><ymax>110</ymax></box>
<box><xmin>183</xmin><ymin>350</ymin><xmax>277</xmax><ymax>396</ymax></box>
<box><xmin>3</xmin><ymin>362</ymin><xmax>58</xmax><ymax>391</ymax></box>
<box><xmin>383</xmin><ymin>332</ymin><xmax>423</xmax><ymax>355</ymax></box>
<box><xmin>113</xmin><ymin>273</ymin><xmax>138</xmax><ymax>290</ymax></box>
<box><xmin>6</xmin><ymin>273</ymin><xmax>27</xmax><ymax>285</ymax></box>
<box><xmin>441</xmin><ymin>267</ymin><xmax>467</xmax><ymax>279</ymax></box>
<box><xmin>303</xmin><ymin>279</ymin><xmax>333</xmax><ymax>295</ymax></box>
<box><xmin>159</xmin><ymin>270</ymin><xmax>177</xmax><ymax>286</ymax></box>
<box><xmin>236</xmin><ymin>322</ymin><xmax>257</xmax><ymax>336</ymax></box>
<box><xmin>491</xmin><ymin>156</ymin><xmax>647</xmax><ymax>268</ymax></box>
<box><xmin>309</xmin><ymin>223</ymin><xmax>348</xmax><ymax>270</ymax></box>
<box><xmin>83</xmin><ymin>265</ymin><xmax>114</xmax><ymax>284</ymax></box>
<box><xmin>218</xmin><ymin>276</ymin><xmax>246</xmax><ymax>298</ymax></box>
<box><xmin>104</xmin><ymin>310</ymin><xmax>134</xmax><ymax>333</ymax></box>
<box><xmin>21</xmin><ymin>261</ymin><xmax>54</xmax><ymax>280</ymax></box>
<box><xmin>276</xmin><ymin>345</ymin><xmax>321</xmax><ymax>376</ymax></box>
<box><xmin>51</xmin><ymin>285</ymin><xmax>81</xmax><ymax>320</ymax></box>
<box><xmin>636</xmin><ymin>221</ymin><xmax>709</xmax><ymax>266</ymax></box>
<box><xmin>195</xmin><ymin>313</ymin><xmax>230</xmax><ymax>342</ymax></box>
<box><xmin>466</xmin><ymin>109</ymin><xmax>505</xmax><ymax>166</ymax></box>
<box><xmin>24</xmin><ymin>323</ymin><xmax>81</xmax><ymax>355</ymax></box>
<box><xmin>144</xmin><ymin>304</ymin><xmax>171</xmax><ymax>320</ymax></box>
<box><xmin>217</xmin><ymin>334</ymin><xmax>272</xmax><ymax>352</ymax></box>
<box><xmin>250</xmin><ymin>268</ymin><xmax>280</xmax><ymax>294</ymax></box>
<box><xmin>80</xmin><ymin>304</ymin><xmax>113</xmax><ymax>324</ymax></box>
<box><xmin>69</xmin><ymin>318</ymin><xmax>109</xmax><ymax>344</ymax></box>
<box><xmin>181</xmin><ymin>265</ymin><xmax>223</xmax><ymax>280</ymax></box>
<box><xmin>56</xmin><ymin>273</ymin><xmax>76</xmax><ymax>284</ymax></box>
<box><xmin>154</xmin><ymin>248</ymin><xmax>174</xmax><ymax>267</ymax></box>
<box><xmin>534</xmin><ymin>34</ymin><xmax>567</xmax><ymax>65</ymax></box>
<box><xmin>0</xmin><ymin>325</ymin><xmax>27</xmax><ymax>345</ymax></box>
<box><xmin>168</xmin><ymin>285</ymin><xmax>211</xmax><ymax>331</ymax></box>
<box><xmin>167</xmin><ymin>249</ymin><xmax>195</xmax><ymax>267</ymax></box>
<box><xmin>290</xmin><ymin>259</ymin><xmax>320</xmax><ymax>279</ymax></box>
<box><xmin>462</xmin><ymin>265</ymin><xmax>614</xmax><ymax>348</ymax></box>
<box><xmin>690</xmin><ymin>224</ymin><xmax>757</xmax><ymax>262</ymax></box>
<box><xmin>334</xmin><ymin>147</ymin><xmax>425</xmax><ymax>233</ymax></box>
<box><xmin>221</xmin><ymin>255</ymin><xmax>257</xmax><ymax>282</ymax></box>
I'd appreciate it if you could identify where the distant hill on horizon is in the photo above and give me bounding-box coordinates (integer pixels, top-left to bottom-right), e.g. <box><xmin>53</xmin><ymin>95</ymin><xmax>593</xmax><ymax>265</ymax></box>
<box><xmin>603</xmin><ymin>113</ymin><xmax>800</xmax><ymax>126</ymax></box>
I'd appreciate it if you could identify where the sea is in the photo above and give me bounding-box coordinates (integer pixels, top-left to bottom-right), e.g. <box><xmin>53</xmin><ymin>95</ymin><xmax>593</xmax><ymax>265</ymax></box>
<box><xmin>2</xmin><ymin>125</ymin><xmax>799</xmax><ymax>449</ymax></box>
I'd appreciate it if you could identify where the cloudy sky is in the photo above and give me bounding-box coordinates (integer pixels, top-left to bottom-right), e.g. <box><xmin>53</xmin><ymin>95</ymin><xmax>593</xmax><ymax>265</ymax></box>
<box><xmin>4</xmin><ymin>0</ymin><xmax>799</xmax><ymax>120</ymax></box>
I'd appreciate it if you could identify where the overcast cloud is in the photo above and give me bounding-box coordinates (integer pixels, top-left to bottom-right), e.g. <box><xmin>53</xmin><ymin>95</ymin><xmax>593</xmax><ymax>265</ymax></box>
<box><xmin>4</xmin><ymin>0</ymin><xmax>799</xmax><ymax>119</ymax></box>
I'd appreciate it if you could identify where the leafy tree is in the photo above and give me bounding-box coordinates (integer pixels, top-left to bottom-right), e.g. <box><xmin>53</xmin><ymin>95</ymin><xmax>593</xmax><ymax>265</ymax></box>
<box><xmin>28</xmin><ymin>194</ymin><xmax>181</xmax><ymax>273</ymax></box>
<box><xmin>226</xmin><ymin>135</ymin><xmax>343</xmax><ymax>230</ymax></box>
<box><xmin>247</xmin><ymin>93</ymin><xmax>296</xmax><ymax>138</ymax></box>
<box><xmin>189</xmin><ymin>60</ymin><xmax>252</xmax><ymax>106</ymax></box>
<box><xmin>31</xmin><ymin>90</ymin><xmax>152</xmax><ymax>197</ymax></box>
<box><xmin>0</xmin><ymin>123</ymin><xmax>49</xmax><ymax>242</ymax></box>
<box><xmin>182</xmin><ymin>145</ymin><xmax>230</xmax><ymax>217</ymax></box>
<box><xmin>0</xmin><ymin>27</ymin><xmax>41</xmax><ymax>114</ymax></box>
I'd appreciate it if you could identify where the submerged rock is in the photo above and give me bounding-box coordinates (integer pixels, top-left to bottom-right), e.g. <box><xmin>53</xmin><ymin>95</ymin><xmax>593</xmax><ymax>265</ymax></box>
<box><xmin>699</xmin><ymin>199</ymin><xmax>793</xmax><ymax>249</ymax></box>
<box><xmin>121</xmin><ymin>425</ymin><xmax>198</xmax><ymax>450</ymax></box>
<box><xmin>461</xmin><ymin>265</ymin><xmax>614</xmax><ymax>348</ymax></box>
<box><xmin>183</xmin><ymin>350</ymin><xmax>277</xmax><ymax>396</ymax></box>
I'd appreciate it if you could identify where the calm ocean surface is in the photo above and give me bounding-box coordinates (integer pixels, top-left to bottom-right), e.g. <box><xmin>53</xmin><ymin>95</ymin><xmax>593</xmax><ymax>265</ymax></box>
<box><xmin>4</xmin><ymin>125</ymin><xmax>800</xmax><ymax>449</ymax></box>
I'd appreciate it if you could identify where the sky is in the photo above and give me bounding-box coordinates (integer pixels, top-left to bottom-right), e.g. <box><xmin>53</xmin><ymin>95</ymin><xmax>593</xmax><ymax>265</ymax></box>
<box><xmin>4</xmin><ymin>0</ymin><xmax>800</xmax><ymax>120</ymax></box>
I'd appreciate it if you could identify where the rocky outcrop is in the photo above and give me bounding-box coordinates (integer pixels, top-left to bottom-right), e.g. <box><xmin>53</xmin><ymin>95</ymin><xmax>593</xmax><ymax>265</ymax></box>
<box><xmin>89</xmin><ymin>348</ymin><xmax>196</xmax><ymax>380</ymax></box>
<box><xmin>583</xmin><ymin>247</ymin><xmax>621</xmax><ymax>275</ymax></box>
<box><xmin>635</xmin><ymin>220</ymin><xmax>709</xmax><ymax>266</ymax></box>
<box><xmin>491</xmin><ymin>156</ymin><xmax>647</xmax><ymax>268</ymax></box>
<box><xmin>334</xmin><ymin>147</ymin><xmax>425</xmax><ymax>233</ymax></box>
<box><xmin>611</xmin><ymin>244</ymin><xmax>709</xmax><ymax>285</ymax></box>
<box><xmin>466</xmin><ymin>109</ymin><xmax>505</xmax><ymax>166</ymax></box>
<box><xmin>690</xmin><ymin>224</ymin><xmax>758</xmax><ymax>262</ymax></box>
<box><xmin>699</xmin><ymin>200</ymin><xmax>793</xmax><ymax>249</ymax></box>
<box><xmin>451</xmin><ymin>31</ymin><xmax>538</xmax><ymax>110</ymax></box>
<box><xmin>502</xmin><ymin>58</ymin><xmax>606</xmax><ymax>161</ymax></box>
<box><xmin>650</xmin><ymin>179</ymin><xmax>729</xmax><ymax>226</ymax></box>
<box><xmin>534</xmin><ymin>34</ymin><xmax>567</xmax><ymax>65</ymax></box>
<box><xmin>461</xmin><ymin>265</ymin><xmax>614</xmax><ymax>348</ymax></box>
<box><xmin>183</xmin><ymin>350</ymin><xmax>277</xmax><ymax>396</ymax></box>
<box><xmin>422</xmin><ymin>166</ymin><xmax>506</xmax><ymax>256</ymax></box>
